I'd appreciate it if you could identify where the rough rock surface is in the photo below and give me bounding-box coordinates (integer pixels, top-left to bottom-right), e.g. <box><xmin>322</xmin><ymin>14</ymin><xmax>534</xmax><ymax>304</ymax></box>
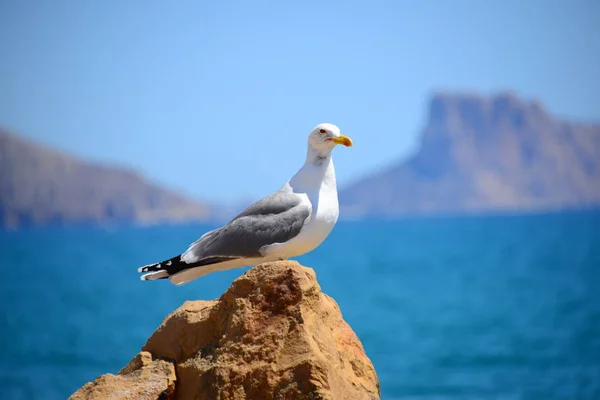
<box><xmin>69</xmin><ymin>351</ymin><xmax>176</xmax><ymax>400</ymax></box>
<box><xmin>71</xmin><ymin>261</ymin><xmax>379</xmax><ymax>400</ymax></box>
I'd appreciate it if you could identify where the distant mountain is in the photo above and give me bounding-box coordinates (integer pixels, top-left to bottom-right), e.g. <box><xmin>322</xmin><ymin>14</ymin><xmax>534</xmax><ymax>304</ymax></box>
<box><xmin>340</xmin><ymin>92</ymin><xmax>600</xmax><ymax>217</ymax></box>
<box><xmin>0</xmin><ymin>128</ymin><xmax>211</xmax><ymax>229</ymax></box>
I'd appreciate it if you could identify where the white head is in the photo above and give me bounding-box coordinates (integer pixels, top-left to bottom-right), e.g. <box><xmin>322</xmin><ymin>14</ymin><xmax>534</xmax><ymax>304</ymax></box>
<box><xmin>308</xmin><ymin>123</ymin><xmax>353</xmax><ymax>151</ymax></box>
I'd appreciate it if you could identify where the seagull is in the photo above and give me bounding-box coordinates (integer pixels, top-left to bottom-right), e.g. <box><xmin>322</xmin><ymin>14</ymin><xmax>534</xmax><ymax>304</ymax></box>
<box><xmin>138</xmin><ymin>123</ymin><xmax>353</xmax><ymax>285</ymax></box>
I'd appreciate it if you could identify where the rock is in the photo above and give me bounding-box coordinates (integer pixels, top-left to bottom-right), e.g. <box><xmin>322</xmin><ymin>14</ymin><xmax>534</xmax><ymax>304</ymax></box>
<box><xmin>69</xmin><ymin>351</ymin><xmax>176</xmax><ymax>400</ymax></box>
<box><xmin>71</xmin><ymin>261</ymin><xmax>380</xmax><ymax>400</ymax></box>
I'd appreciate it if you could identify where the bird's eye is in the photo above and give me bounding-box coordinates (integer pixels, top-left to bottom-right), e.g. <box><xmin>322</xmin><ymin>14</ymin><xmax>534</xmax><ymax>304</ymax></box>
<box><xmin>319</xmin><ymin>129</ymin><xmax>327</xmax><ymax>134</ymax></box>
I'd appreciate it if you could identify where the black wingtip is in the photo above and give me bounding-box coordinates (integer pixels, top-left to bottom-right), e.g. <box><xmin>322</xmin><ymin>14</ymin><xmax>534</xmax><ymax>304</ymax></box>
<box><xmin>138</xmin><ymin>255</ymin><xmax>189</xmax><ymax>275</ymax></box>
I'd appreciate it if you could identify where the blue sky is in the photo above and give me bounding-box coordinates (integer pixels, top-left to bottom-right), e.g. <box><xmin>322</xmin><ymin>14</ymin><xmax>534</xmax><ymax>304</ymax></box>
<box><xmin>1</xmin><ymin>0</ymin><xmax>599</xmax><ymax>203</ymax></box>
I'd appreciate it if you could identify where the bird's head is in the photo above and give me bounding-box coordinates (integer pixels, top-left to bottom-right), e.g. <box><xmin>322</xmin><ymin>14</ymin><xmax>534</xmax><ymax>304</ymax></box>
<box><xmin>308</xmin><ymin>123</ymin><xmax>353</xmax><ymax>151</ymax></box>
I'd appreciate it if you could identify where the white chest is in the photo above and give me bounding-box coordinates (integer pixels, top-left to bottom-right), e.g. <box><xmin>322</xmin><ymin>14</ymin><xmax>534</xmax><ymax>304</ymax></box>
<box><xmin>272</xmin><ymin>186</ymin><xmax>338</xmax><ymax>258</ymax></box>
<box><xmin>262</xmin><ymin>158</ymin><xmax>339</xmax><ymax>258</ymax></box>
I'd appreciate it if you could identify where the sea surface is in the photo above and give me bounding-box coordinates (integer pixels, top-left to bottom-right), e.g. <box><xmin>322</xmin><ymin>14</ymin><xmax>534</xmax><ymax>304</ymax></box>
<box><xmin>1</xmin><ymin>213</ymin><xmax>599</xmax><ymax>399</ymax></box>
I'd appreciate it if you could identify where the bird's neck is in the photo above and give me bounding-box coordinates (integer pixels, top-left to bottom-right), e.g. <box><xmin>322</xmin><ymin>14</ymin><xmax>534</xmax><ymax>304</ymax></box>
<box><xmin>305</xmin><ymin>146</ymin><xmax>333</xmax><ymax>166</ymax></box>
<box><xmin>288</xmin><ymin>146</ymin><xmax>336</xmax><ymax>192</ymax></box>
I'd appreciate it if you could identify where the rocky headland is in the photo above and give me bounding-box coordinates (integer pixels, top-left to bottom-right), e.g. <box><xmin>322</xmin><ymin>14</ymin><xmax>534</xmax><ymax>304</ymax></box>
<box><xmin>0</xmin><ymin>128</ymin><xmax>211</xmax><ymax>229</ymax></box>
<box><xmin>340</xmin><ymin>92</ymin><xmax>600</xmax><ymax>216</ymax></box>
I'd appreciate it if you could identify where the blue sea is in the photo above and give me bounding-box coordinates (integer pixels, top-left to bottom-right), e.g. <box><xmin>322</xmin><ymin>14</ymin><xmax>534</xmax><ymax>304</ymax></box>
<box><xmin>1</xmin><ymin>213</ymin><xmax>599</xmax><ymax>399</ymax></box>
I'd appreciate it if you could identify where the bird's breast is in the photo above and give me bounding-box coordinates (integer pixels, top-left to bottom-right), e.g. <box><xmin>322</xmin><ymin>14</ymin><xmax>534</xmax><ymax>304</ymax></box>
<box><xmin>311</xmin><ymin>184</ymin><xmax>339</xmax><ymax>226</ymax></box>
<box><xmin>292</xmin><ymin>184</ymin><xmax>339</xmax><ymax>251</ymax></box>
<box><xmin>265</xmin><ymin>161</ymin><xmax>339</xmax><ymax>258</ymax></box>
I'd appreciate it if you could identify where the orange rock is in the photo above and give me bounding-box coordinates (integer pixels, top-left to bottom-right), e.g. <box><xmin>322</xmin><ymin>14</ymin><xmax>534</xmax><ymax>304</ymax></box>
<box><xmin>71</xmin><ymin>261</ymin><xmax>380</xmax><ymax>400</ymax></box>
<box><xmin>69</xmin><ymin>351</ymin><xmax>176</xmax><ymax>400</ymax></box>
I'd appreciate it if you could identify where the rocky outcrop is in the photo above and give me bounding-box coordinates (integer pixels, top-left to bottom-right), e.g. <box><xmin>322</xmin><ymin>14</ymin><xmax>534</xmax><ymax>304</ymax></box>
<box><xmin>340</xmin><ymin>91</ymin><xmax>600</xmax><ymax>217</ymax></box>
<box><xmin>70</xmin><ymin>261</ymin><xmax>380</xmax><ymax>400</ymax></box>
<box><xmin>70</xmin><ymin>352</ymin><xmax>176</xmax><ymax>400</ymax></box>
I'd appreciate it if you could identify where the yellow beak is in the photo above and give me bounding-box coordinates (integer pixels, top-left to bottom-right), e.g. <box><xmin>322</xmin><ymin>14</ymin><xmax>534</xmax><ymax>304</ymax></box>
<box><xmin>328</xmin><ymin>135</ymin><xmax>353</xmax><ymax>147</ymax></box>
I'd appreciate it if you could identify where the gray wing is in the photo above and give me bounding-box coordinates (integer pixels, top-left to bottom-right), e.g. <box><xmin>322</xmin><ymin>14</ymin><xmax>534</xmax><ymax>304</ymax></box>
<box><xmin>181</xmin><ymin>190</ymin><xmax>310</xmax><ymax>264</ymax></box>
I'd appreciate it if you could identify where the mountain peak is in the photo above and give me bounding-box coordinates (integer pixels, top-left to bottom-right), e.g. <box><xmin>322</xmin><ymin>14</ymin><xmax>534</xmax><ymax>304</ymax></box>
<box><xmin>426</xmin><ymin>91</ymin><xmax>551</xmax><ymax>133</ymax></box>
